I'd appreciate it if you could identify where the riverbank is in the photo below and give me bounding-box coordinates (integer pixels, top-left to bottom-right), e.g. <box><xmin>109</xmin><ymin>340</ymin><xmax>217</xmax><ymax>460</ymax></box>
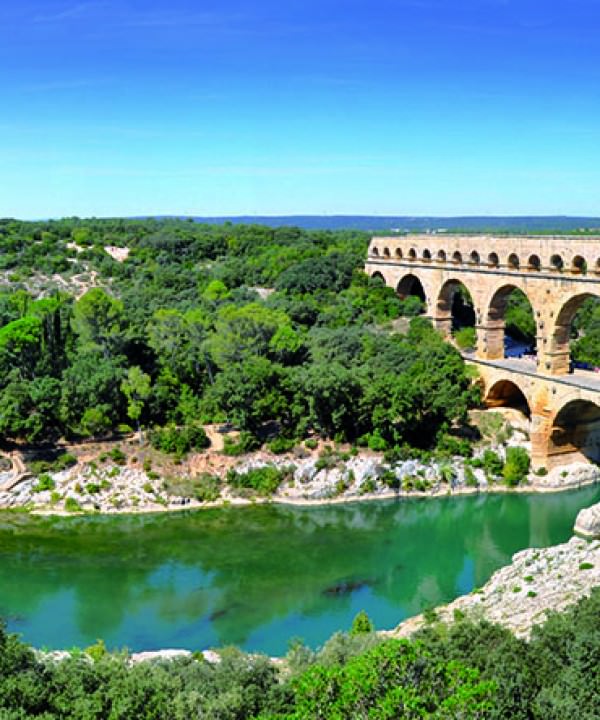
<box><xmin>2</xmin><ymin>438</ymin><xmax>600</xmax><ymax>517</ymax></box>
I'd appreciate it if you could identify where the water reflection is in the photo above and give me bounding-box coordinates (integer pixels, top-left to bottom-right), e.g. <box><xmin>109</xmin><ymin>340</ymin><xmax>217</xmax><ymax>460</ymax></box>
<box><xmin>0</xmin><ymin>486</ymin><xmax>598</xmax><ymax>655</ymax></box>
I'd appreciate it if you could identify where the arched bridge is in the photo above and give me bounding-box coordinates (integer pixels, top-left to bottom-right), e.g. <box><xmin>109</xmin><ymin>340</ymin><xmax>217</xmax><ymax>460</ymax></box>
<box><xmin>365</xmin><ymin>234</ymin><xmax>600</xmax><ymax>469</ymax></box>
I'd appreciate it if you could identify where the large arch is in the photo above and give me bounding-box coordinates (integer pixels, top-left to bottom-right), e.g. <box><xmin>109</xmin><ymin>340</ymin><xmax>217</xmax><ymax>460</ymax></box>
<box><xmin>547</xmin><ymin>399</ymin><xmax>600</xmax><ymax>465</ymax></box>
<box><xmin>396</xmin><ymin>273</ymin><xmax>426</xmax><ymax>305</ymax></box>
<box><xmin>483</xmin><ymin>284</ymin><xmax>536</xmax><ymax>361</ymax></box>
<box><xmin>549</xmin><ymin>292</ymin><xmax>600</xmax><ymax>374</ymax></box>
<box><xmin>435</xmin><ymin>278</ymin><xmax>475</xmax><ymax>340</ymax></box>
<box><xmin>485</xmin><ymin>379</ymin><xmax>531</xmax><ymax>418</ymax></box>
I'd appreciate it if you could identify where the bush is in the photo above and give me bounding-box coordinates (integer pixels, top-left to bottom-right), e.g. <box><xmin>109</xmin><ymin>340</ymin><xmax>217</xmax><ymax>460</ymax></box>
<box><xmin>482</xmin><ymin>449</ymin><xmax>503</xmax><ymax>477</ymax></box>
<box><xmin>304</xmin><ymin>438</ymin><xmax>318</xmax><ymax>450</ymax></box>
<box><xmin>150</xmin><ymin>423</ymin><xmax>210</xmax><ymax>457</ymax></box>
<box><xmin>222</xmin><ymin>431</ymin><xmax>259</xmax><ymax>456</ymax></box>
<box><xmin>32</xmin><ymin>473</ymin><xmax>55</xmax><ymax>493</ymax></box>
<box><xmin>350</xmin><ymin>611</ymin><xmax>374</xmax><ymax>635</ymax></box>
<box><xmin>454</xmin><ymin>326</ymin><xmax>477</xmax><ymax>350</ymax></box>
<box><xmin>436</xmin><ymin>434</ymin><xmax>473</xmax><ymax>457</ymax></box>
<box><xmin>267</xmin><ymin>436</ymin><xmax>296</xmax><ymax>454</ymax></box>
<box><xmin>503</xmin><ymin>446</ymin><xmax>530</xmax><ymax>487</ymax></box>
<box><xmin>64</xmin><ymin>497</ymin><xmax>81</xmax><ymax>512</ymax></box>
<box><xmin>192</xmin><ymin>473</ymin><xmax>221</xmax><ymax>502</ymax></box>
<box><xmin>226</xmin><ymin>465</ymin><xmax>290</xmax><ymax>496</ymax></box>
<box><xmin>108</xmin><ymin>447</ymin><xmax>127</xmax><ymax>465</ymax></box>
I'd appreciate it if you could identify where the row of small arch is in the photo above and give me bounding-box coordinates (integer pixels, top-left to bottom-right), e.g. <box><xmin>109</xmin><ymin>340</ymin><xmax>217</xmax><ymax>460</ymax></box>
<box><xmin>370</xmin><ymin>246</ymin><xmax>595</xmax><ymax>274</ymax></box>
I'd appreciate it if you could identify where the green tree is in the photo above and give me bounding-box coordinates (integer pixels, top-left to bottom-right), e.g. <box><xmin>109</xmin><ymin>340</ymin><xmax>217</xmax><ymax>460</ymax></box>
<box><xmin>121</xmin><ymin>366</ymin><xmax>152</xmax><ymax>442</ymax></box>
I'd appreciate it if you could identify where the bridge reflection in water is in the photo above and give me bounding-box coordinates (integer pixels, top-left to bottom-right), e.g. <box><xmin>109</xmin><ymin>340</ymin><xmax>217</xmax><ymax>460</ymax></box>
<box><xmin>365</xmin><ymin>234</ymin><xmax>600</xmax><ymax>469</ymax></box>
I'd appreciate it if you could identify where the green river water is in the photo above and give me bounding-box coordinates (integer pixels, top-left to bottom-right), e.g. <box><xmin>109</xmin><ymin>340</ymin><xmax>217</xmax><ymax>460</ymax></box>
<box><xmin>1</xmin><ymin>486</ymin><xmax>599</xmax><ymax>656</ymax></box>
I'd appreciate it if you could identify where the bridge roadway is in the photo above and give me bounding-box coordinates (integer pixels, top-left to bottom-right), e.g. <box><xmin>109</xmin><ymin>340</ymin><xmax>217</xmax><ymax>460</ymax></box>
<box><xmin>464</xmin><ymin>354</ymin><xmax>600</xmax><ymax>394</ymax></box>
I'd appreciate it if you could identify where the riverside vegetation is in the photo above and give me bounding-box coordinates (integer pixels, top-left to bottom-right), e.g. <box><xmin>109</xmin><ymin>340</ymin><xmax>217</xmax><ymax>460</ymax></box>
<box><xmin>0</xmin><ymin>587</ymin><xmax>598</xmax><ymax>719</ymax></box>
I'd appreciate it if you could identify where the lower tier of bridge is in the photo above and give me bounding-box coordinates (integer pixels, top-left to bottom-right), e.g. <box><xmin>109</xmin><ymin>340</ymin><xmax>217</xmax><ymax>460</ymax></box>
<box><xmin>466</xmin><ymin>355</ymin><xmax>600</xmax><ymax>469</ymax></box>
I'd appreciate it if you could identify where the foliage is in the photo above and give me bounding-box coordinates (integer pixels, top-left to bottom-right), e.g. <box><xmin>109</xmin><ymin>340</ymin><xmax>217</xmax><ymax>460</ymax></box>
<box><xmin>503</xmin><ymin>446</ymin><xmax>531</xmax><ymax>486</ymax></box>
<box><xmin>149</xmin><ymin>423</ymin><xmax>210</xmax><ymax>457</ymax></box>
<box><xmin>454</xmin><ymin>326</ymin><xmax>477</xmax><ymax>350</ymax></box>
<box><xmin>0</xmin><ymin>219</ymin><xmax>480</xmax><ymax>455</ymax></box>
<box><xmin>226</xmin><ymin>465</ymin><xmax>291</xmax><ymax>496</ymax></box>
<box><xmin>350</xmin><ymin>610</ymin><xmax>374</xmax><ymax>636</ymax></box>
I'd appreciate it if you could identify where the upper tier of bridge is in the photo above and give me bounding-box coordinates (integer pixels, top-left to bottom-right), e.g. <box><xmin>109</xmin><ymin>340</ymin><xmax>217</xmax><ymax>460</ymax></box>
<box><xmin>368</xmin><ymin>234</ymin><xmax>600</xmax><ymax>275</ymax></box>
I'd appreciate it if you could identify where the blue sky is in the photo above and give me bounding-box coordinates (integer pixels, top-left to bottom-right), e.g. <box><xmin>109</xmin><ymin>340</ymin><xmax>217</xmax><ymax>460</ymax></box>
<box><xmin>1</xmin><ymin>0</ymin><xmax>600</xmax><ymax>218</ymax></box>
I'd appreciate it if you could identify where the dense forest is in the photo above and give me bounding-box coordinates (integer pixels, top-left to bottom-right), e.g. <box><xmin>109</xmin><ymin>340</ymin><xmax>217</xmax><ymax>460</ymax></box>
<box><xmin>0</xmin><ymin>588</ymin><xmax>598</xmax><ymax>718</ymax></box>
<box><xmin>0</xmin><ymin>218</ymin><xmax>477</xmax><ymax>453</ymax></box>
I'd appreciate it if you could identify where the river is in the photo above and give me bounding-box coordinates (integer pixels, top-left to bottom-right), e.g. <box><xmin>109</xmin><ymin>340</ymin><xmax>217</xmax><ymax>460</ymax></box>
<box><xmin>1</xmin><ymin>486</ymin><xmax>599</xmax><ymax>656</ymax></box>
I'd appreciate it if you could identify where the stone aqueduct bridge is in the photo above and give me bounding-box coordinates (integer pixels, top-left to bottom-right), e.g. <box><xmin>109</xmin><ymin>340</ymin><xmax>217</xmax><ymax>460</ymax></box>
<box><xmin>365</xmin><ymin>234</ymin><xmax>600</xmax><ymax>469</ymax></box>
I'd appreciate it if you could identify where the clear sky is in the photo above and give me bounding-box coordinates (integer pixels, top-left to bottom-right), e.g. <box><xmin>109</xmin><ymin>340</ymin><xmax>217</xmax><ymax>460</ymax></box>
<box><xmin>1</xmin><ymin>0</ymin><xmax>600</xmax><ymax>219</ymax></box>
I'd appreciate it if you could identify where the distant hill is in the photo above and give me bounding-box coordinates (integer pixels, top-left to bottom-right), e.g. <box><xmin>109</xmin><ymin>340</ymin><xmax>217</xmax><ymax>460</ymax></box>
<box><xmin>163</xmin><ymin>215</ymin><xmax>600</xmax><ymax>233</ymax></box>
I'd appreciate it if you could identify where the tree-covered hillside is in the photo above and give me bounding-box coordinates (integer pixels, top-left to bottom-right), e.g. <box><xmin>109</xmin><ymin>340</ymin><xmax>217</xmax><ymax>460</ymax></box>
<box><xmin>0</xmin><ymin>218</ymin><xmax>476</xmax><ymax>451</ymax></box>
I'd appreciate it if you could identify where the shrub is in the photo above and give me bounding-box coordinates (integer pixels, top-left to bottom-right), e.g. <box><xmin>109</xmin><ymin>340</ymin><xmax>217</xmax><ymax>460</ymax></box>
<box><xmin>32</xmin><ymin>474</ymin><xmax>55</xmax><ymax>493</ymax></box>
<box><xmin>367</xmin><ymin>431</ymin><xmax>387</xmax><ymax>451</ymax></box>
<box><xmin>222</xmin><ymin>431</ymin><xmax>259</xmax><ymax>456</ymax></box>
<box><xmin>579</xmin><ymin>562</ymin><xmax>594</xmax><ymax>570</ymax></box>
<box><xmin>267</xmin><ymin>436</ymin><xmax>296</xmax><ymax>454</ymax></box>
<box><xmin>108</xmin><ymin>448</ymin><xmax>127</xmax><ymax>465</ymax></box>
<box><xmin>192</xmin><ymin>473</ymin><xmax>221</xmax><ymax>502</ymax></box>
<box><xmin>535</xmin><ymin>466</ymin><xmax>548</xmax><ymax>476</ymax></box>
<box><xmin>304</xmin><ymin>438</ymin><xmax>318</xmax><ymax>450</ymax></box>
<box><xmin>454</xmin><ymin>326</ymin><xmax>477</xmax><ymax>350</ymax></box>
<box><xmin>437</xmin><ymin>434</ymin><xmax>472</xmax><ymax>458</ymax></box>
<box><xmin>226</xmin><ymin>465</ymin><xmax>289</xmax><ymax>496</ymax></box>
<box><xmin>84</xmin><ymin>483</ymin><xmax>101</xmax><ymax>494</ymax></box>
<box><xmin>464</xmin><ymin>465</ymin><xmax>478</xmax><ymax>487</ymax></box>
<box><xmin>482</xmin><ymin>449</ymin><xmax>504</xmax><ymax>477</ymax></box>
<box><xmin>64</xmin><ymin>497</ymin><xmax>81</xmax><ymax>512</ymax></box>
<box><xmin>359</xmin><ymin>478</ymin><xmax>376</xmax><ymax>494</ymax></box>
<box><xmin>503</xmin><ymin>446</ymin><xmax>531</xmax><ymax>487</ymax></box>
<box><xmin>350</xmin><ymin>611</ymin><xmax>374</xmax><ymax>636</ymax></box>
<box><xmin>150</xmin><ymin>423</ymin><xmax>210</xmax><ymax>457</ymax></box>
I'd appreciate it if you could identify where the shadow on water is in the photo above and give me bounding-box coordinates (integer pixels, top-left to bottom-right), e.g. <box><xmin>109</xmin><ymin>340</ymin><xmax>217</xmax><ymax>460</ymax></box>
<box><xmin>0</xmin><ymin>485</ymin><xmax>598</xmax><ymax>655</ymax></box>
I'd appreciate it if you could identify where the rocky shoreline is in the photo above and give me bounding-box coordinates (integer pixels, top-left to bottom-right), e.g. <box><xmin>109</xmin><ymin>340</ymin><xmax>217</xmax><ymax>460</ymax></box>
<box><xmin>386</xmin><ymin>535</ymin><xmax>600</xmax><ymax>641</ymax></box>
<box><xmin>1</xmin><ymin>446</ymin><xmax>600</xmax><ymax>518</ymax></box>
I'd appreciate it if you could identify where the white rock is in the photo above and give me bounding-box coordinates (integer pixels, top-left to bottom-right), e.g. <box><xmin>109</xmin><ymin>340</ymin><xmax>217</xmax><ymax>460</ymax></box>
<box><xmin>575</xmin><ymin>502</ymin><xmax>600</xmax><ymax>538</ymax></box>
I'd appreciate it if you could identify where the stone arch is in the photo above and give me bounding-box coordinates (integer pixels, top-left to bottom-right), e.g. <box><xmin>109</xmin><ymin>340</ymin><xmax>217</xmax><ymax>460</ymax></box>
<box><xmin>452</xmin><ymin>251</ymin><xmax>462</xmax><ymax>264</ymax></box>
<box><xmin>435</xmin><ymin>278</ymin><xmax>475</xmax><ymax>337</ymax></box>
<box><xmin>371</xmin><ymin>271</ymin><xmax>386</xmax><ymax>284</ymax></box>
<box><xmin>571</xmin><ymin>255</ymin><xmax>586</xmax><ymax>274</ymax></box>
<box><xmin>422</xmin><ymin>248</ymin><xmax>432</xmax><ymax>261</ymax></box>
<box><xmin>371</xmin><ymin>246</ymin><xmax>380</xmax><ymax>257</ymax></box>
<box><xmin>469</xmin><ymin>250</ymin><xmax>480</xmax><ymax>265</ymax></box>
<box><xmin>507</xmin><ymin>253</ymin><xmax>520</xmax><ymax>270</ymax></box>
<box><xmin>488</xmin><ymin>252</ymin><xmax>499</xmax><ymax>268</ymax></box>
<box><xmin>485</xmin><ymin>378</ymin><xmax>531</xmax><ymax>418</ymax></box>
<box><xmin>547</xmin><ymin>399</ymin><xmax>600</xmax><ymax>465</ymax></box>
<box><xmin>594</xmin><ymin>258</ymin><xmax>600</xmax><ymax>275</ymax></box>
<box><xmin>527</xmin><ymin>254</ymin><xmax>541</xmax><ymax>271</ymax></box>
<box><xmin>395</xmin><ymin>248</ymin><xmax>403</xmax><ymax>259</ymax></box>
<box><xmin>383</xmin><ymin>247</ymin><xmax>391</xmax><ymax>258</ymax></box>
<box><xmin>550</xmin><ymin>254</ymin><xmax>564</xmax><ymax>271</ymax></box>
<box><xmin>483</xmin><ymin>284</ymin><xmax>536</xmax><ymax>361</ymax></box>
<box><xmin>437</xmin><ymin>249</ymin><xmax>447</xmax><ymax>262</ymax></box>
<box><xmin>396</xmin><ymin>273</ymin><xmax>426</xmax><ymax>305</ymax></box>
<box><xmin>548</xmin><ymin>292</ymin><xmax>600</xmax><ymax>374</ymax></box>
<box><xmin>408</xmin><ymin>247</ymin><xmax>417</xmax><ymax>260</ymax></box>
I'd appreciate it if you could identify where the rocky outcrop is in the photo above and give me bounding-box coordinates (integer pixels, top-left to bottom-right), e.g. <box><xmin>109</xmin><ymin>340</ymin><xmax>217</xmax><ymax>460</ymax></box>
<box><xmin>387</xmin><ymin>536</ymin><xmax>600</xmax><ymax>641</ymax></box>
<box><xmin>575</xmin><ymin>502</ymin><xmax>600</xmax><ymax>538</ymax></box>
<box><xmin>535</xmin><ymin>461</ymin><xmax>600</xmax><ymax>490</ymax></box>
